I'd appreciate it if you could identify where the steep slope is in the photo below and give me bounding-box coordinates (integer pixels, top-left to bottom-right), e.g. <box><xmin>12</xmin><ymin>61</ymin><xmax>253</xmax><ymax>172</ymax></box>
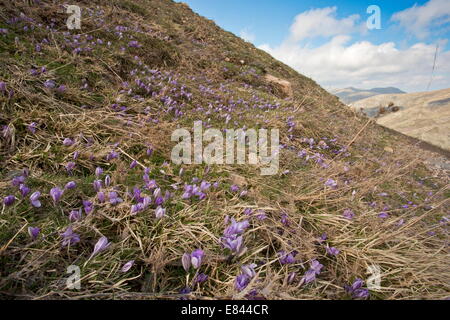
<box><xmin>0</xmin><ymin>0</ymin><xmax>448</xmax><ymax>300</ymax></box>
<box><xmin>331</xmin><ymin>87</ymin><xmax>405</xmax><ymax>105</ymax></box>
<box><xmin>352</xmin><ymin>88</ymin><xmax>450</xmax><ymax>150</ymax></box>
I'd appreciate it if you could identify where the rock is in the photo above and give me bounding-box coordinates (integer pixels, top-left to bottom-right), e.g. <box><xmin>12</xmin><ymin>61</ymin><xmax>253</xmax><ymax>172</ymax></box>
<box><xmin>264</xmin><ymin>74</ymin><xmax>293</xmax><ymax>98</ymax></box>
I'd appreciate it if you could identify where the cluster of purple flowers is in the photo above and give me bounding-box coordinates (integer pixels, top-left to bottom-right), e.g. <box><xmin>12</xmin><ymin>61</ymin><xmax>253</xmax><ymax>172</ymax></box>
<box><xmin>344</xmin><ymin>278</ymin><xmax>370</xmax><ymax>299</ymax></box>
<box><xmin>182</xmin><ymin>249</ymin><xmax>205</xmax><ymax>272</ymax></box>
<box><xmin>221</xmin><ymin>218</ymin><xmax>249</xmax><ymax>256</ymax></box>
<box><xmin>235</xmin><ymin>263</ymin><xmax>257</xmax><ymax>291</ymax></box>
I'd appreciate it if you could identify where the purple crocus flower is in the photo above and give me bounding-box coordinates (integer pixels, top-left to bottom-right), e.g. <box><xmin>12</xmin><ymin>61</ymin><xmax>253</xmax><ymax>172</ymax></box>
<box><xmin>235</xmin><ymin>274</ymin><xmax>250</xmax><ymax>291</ymax></box>
<box><xmin>97</xmin><ymin>191</ymin><xmax>106</xmax><ymax>203</ymax></box>
<box><xmin>121</xmin><ymin>260</ymin><xmax>135</xmax><ymax>272</ymax></box>
<box><xmin>223</xmin><ymin>218</ymin><xmax>249</xmax><ymax>237</ymax></box>
<box><xmin>11</xmin><ymin>175</ymin><xmax>25</xmax><ymax>187</ymax></box>
<box><xmin>28</xmin><ymin>227</ymin><xmax>40</xmax><ymax>240</ymax></box>
<box><xmin>91</xmin><ymin>236</ymin><xmax>110</xmax><ymax>257</ymax></box>
<box><xmin>43</xmin><ymin>79</ymin><xmax>56</xmax><ymax>88</ymax></box>
<box><xmin>4</xmin><ymin>195</ymin><xmax>15</xmax><ymax>206</ymax></box>
<box><xmin>95</xmin><ymin>167</ymin><xmax>103</xmax><ymax>177</ymax></box>
<box><xmin>343</xmin><ymin>209</ymin><xmax>355</xmax><ymax>220</ymax></box>
<box><xmin>109</xmin><ymin>192</ymin><xmax>123</xmax><ymax>205</ymax></box>
<box><xmin>155</xmin><ymin>206</ymin><xmax>166</xmax><ymax>219</ymax></box>
<box><xmin>193</xmin><ymin>273</ymin><xmax>208</xmax><ymax>284</ymax></box>
<box><xmin>28</xmin><ymin>122</ymin><xmax>37</xmax><ymax>134</ymax></box>
<box><xmin>66</xmin><ymin>162</ymin><xmax>76</xmax><ymax>172</ymax></box>
<box><xmin>344</xmin><ymin>278</ymin><xmax>370</xmax><ymax>299</ymax></box>
<box><xmin>241</xmin><ymin>263</ymin><xmax>257</xmax><ymax>278</ymax></box>
<box><xmin>302</xmin><ymin>259</ymin><xmax>323</xmax><ymax>284</ymax></box>
<box><xmin>182</xmin><ymin>252</ymin><xmax>191</xmax><ymax>272</ymax></box>
<box><xmin>93</xmin><ymin>180</ymin><xmax>102</xmax><ymax>192</ymax></box>
<box><xmin>63</xmin><ymin>138</ymin><xmax>74</xmax><ymax>146</ymax></box>
<box><xmin>378</xmin><ymin>212</ymin><xmax>389</xmax><ymax>219</ymax></box>
<box><xmin>324</xmin><ymin>178</ymin><xmax>337</xmax><ymax>188</ymax></box>
<box><xmin>30</xmin><ymin>191</ymin><xmax>41</xmax><ymax>207</ymax></box>
<box><xmin>69</xmin><ymin>209</ymin><xmax>82</xmax><ymax>222</ymax></box>
<box><xmin>130</xmin><ymin>160</ymin><xmax>138</xmax><ymax>169</ymax></box>
<box><xmin>50</xmin><ymin>187</ymin><xmax>63</xmax><ymax>203</ymax></box>
<box><xmin>65</xmin><ymin>181</ymin><xmax>77</xmax><ymax>189</ymax></box>
<box><xmin>230</xmin><ymin>184</ymin><xmax>239</xmax><ymax>192</ymax></box>
<box><xmin>326</xmin><ymin>246</ymin><xmax>340</xmax><ymax>256</ymax></box>
<box><xmin>190</xmin><ymin>249</ymin><xmax>204</xmax><ymax>269</ymax></box>
<box><xmin>60</xmin><ymin>226</ymin><xmax>80</xmax><ymax>247</ymax></box>
<box><xmin>104</xmin><ymin>175</ymin><xmax>111</xmax><ymax>187</ymax></box>
<box><xmin>19</xmin><ymin>184</ymin><xmax>31</xmax><ymax>198</ymax></box>
<box><xmin>222</xmin><ymin>234</ymin><xmax>245</xmax><ymax>254</ymax></box>
<box><xmin>278</xmin><ymin>251</ymin><xmax>296</xmax><ymax>265</ymax></box>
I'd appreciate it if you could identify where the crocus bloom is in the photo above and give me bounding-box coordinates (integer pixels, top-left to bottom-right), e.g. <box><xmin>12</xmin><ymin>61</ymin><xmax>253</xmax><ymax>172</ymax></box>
<box><xmin>30</xmin><ymin>191</ymin><xmax>41</xmax><ymax>207</ymax></box>
<box><xmin>344</xmin><ymin>278</ymin><xmax>370</xmax><ymax>299</ymax></box>
<box><xmin>223</xmin><ymin>219</ymin><xmax>249</xmax><ymax>237</ymax></box>
<box><xmin>278</xmin><ymin>251</ymin><xmax>296</xmax><ymax>265</ymax></box>
<box><xmin>230</xmin><ymin>185</ymin><xmax>239</xmax><ymax>192</ymax></box>
<box><xmin>182</xmin><ymin>252</ymin><xmax>191</xmax><ymax>272</ymax></box>
<box><xmin>155</xmin><ymin>206</ymin><xmax>166</xmax><ymax>219</ymax></box>
<box><xmin>241</xmin><ymin>263</ymin><xmax>257</xmax><ymax>278</ymax></box>
<box><xmin>43</xmin><ymin>79</ymin><xmax>56</xmax><ymax>88</ymax></box>
<box><xmin>109</xmin><ymin>192</ymin><xmax>123</xmax><ymax>205</ymax></box>
<box><xmin>121</xmin><ymin>260</ymin><xmax>135</xmax><ymax>272</ymax></box>
<box><xmin>193</xmin><ymin>273</ymin><xmax>208</xmax><ymax>284</ymax></box>
<box><xmin>343</xmin><ymin>209</ymin><xmax>355</xmax><ymax>220</ymax></box>
<box><xmin>91</xmin><ymin>236</ymin><xmax>110</xmax><ymax>257</ymax></box>
<box><xmin>69</xmin><ymin>209</ymin><xmax>82</xmax><ymax>222</ymax></box>
<box><xmin>130</xmin><ymin>160</ymin><xmax>137</xmax><ymax>169</ymax></box>
<box><xmin>95</xmin><ymin>167</ymin><xmax>103</xmax><ymax>177</ymax></box>
<box><xmin>104</xmin><ymin>175</ymin><xmax>111</xmax><ymax>187</ymax></box>
<box><xmin>222</xmin><ymin>234</ymin><xmax>244</xmax><ymax>254</ymax></box>
<box><xmin>97</xmin><ymin>191</ymin><xmax>106</xmax><ymax>203</ymax></box>
<box><xmin>326</xmin><ymin>246</ymin><xmax>340</xmax><ymax>256</ymax></box>
<box><xmin>190</xmin><ymin>249</ymin><xmax>204</xmax><ymax>269</ymax></box>
<box><xmin>50</xmin><ymin>187</ymin><xmax>63</xmax><ymax>203</ymax></box>
<box><xmin>19</xmin><ymin>184</ymin><xmax>31</xmax><ymax>197</ymax></box>
<box><xmin>93</xmin><ymin>179</ymin><xmax>103</xmax><ymax>192</ymax></box>
<box><xmin>65</xmin><ymin>181</ymin><xmax>76</xmax><ymax>189</ymax></box>
<box><xmin>28</xmin><ymin>122</ymin><xmax>37</xmax><ymax>134</ymax></box>
<box><xmin>324</xmin><ymin>178</ymin><xmax>337</xmax><ymax>188</ymax></box>
<box><xmin>302</xmin><ymin>260</ymin><xmax>323</xmax><ymax>284</ymax></box>
<box><xmin>4</xmin><ymin>195</ymin><xmax>15</xmax><ymax>206</ymax></box>
<box><xmin>28</xmin><ymin>227</ymin><xmax>40</xmax><ymax>240</ymax></box>
<box><xmin>60</xmin><ymin>226</ymin><xmax>80</xmax><ymax>247</ymax></box>
<box><xmin>235</xmin><ymin>274</ymin><xmax>250</xmax><ymax>291</ymax></box>
<box><xmin>63</xmin><ymin>138</ymin><xmax>74</xmax><ymax>146</ymax></box>
<box><xmin>66</xmin><ymin>162</ymin><xmax>76</xmax><ymax>172</ymax></box>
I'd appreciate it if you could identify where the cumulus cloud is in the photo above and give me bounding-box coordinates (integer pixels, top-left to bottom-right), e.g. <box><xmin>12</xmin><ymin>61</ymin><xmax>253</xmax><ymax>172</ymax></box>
<box><xmin>258</xmin><ymin>4</ymin><xmax>450</xmax><ymax>92</ymax></box>
<box><xmin>289</xmin><ymin>7</ymin><xmax>362</xmax><ymax>42</ymax></box>
<box><xmin>392</xmin><ymin>0</ymin><xmax>450</xmax><ymax>39</ymax></box>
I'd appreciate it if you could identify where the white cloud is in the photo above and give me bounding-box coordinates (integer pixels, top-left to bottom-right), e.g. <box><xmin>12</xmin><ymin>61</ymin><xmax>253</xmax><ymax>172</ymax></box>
<box><xmin>391</xmin><ymin>0</ymin><xmax>450</xmax><ymax>39</ymax></box>
<box><xmin>259</xmin><ymin>37</ymin><xmax>450</xmax><ymax>92</ymax></box>
<box><xmin>239</xmin><ymin>28</ymin><xmax>255</xmax><ymax>43</ymax></box>
<box><xmin>258</xmin><ymin>4</ymin><xmax>450</xmax><ymax>92</ymax></box>
<box><xmin>289</xmin><ymin>7</ymin><xmax>361</xmax><ymax>41</ymax></box>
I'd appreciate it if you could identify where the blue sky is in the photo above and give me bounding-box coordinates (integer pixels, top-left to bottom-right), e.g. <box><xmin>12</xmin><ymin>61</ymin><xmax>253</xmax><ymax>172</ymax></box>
<box><xmin>177</xmin><ymin>0</ymin><xmax>450</xmax><ymax>92</ymax></box>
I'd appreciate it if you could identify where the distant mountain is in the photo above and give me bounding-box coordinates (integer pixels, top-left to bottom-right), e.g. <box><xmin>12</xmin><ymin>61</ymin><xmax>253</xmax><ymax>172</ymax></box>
<box><xmin>331</xmin><ymin>87</ymin><xmax>406</xmax><ymax>104</ymax></box>
<box><xmin>352</xmin><ymin>88</ymin><xmax>450</xmax><ymax>151</ymax></box>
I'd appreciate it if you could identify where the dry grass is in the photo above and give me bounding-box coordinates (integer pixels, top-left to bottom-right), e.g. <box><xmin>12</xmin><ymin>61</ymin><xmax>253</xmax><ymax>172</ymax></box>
<box><xmin>0</xmin><ymin>0</ymin><xmax>448</xmax><ymax>300</ymax></box>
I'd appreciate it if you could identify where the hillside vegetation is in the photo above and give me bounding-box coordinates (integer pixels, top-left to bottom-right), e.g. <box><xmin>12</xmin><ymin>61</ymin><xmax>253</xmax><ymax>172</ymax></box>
<box><xmin>0</xmin><ymin>0</ymin><xmax>449</xmax><ymax>300</ymax></box>
<box><xmin>352</xmin><ymin>88</ymin><xmax>450</xmax><ymax>151</ymax></box>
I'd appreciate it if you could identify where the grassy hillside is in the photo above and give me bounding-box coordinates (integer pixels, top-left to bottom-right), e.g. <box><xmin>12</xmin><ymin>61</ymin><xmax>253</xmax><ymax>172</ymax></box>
<box><xmin>0</xmin><ymin>0</ymin><xmax>449</xmax><ymax>300</ymax></box>
<box><xmin>351</xmin><ymin>88</ymin><xmax>450</xmax><ymax>151</ymax></box>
